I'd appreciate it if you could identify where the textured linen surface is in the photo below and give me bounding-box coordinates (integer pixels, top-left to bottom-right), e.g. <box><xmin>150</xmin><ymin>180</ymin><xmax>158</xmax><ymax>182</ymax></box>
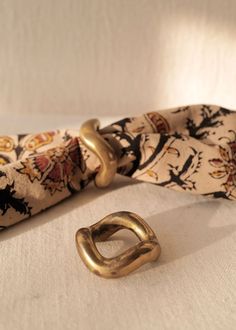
<box><xmin>0</xmin><ymin>104</ymin><xmax>235</xmax><ymax>228</ymax></box>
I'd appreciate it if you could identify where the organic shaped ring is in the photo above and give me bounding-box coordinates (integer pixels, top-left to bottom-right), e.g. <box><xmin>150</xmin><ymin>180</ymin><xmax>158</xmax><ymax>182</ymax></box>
<box><xmin>75</xmin><ymin>211</ymin><xmax>161</xmax><ymax>278</ymax></box>
<box><xmin>79</xmin><ymin>119</ymin><xmax>118</xmax><ymax>188</ymax></box>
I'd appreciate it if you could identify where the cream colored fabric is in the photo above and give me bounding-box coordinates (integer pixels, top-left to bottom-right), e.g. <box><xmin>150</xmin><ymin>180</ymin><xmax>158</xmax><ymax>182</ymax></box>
<box><xmin>0</xmin><ymin>0</ymin><xmax>236</xmax><ymax>116</ymax></box>
<box><xmin>1</xmin><ymin>105</ymin><xmax>236</xmax><ymax>228</ymax></box>
<box><xmin>0</xmin><ymin>115</ymin><xmax>235</xmax><ymax>330</ymax></box>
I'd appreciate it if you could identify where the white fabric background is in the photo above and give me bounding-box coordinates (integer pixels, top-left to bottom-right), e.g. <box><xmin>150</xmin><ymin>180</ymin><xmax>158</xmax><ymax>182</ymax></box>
<box><xmin>0</xmin><ymin>1</ymin><xmax>236</xmax><ymax>330</ymax></box>
<box><xmin>0</xmin><ymin>117</ymin><xmax>236</xmax><ymax>330</ymax></box>
<box><xmin>0</xmin><ymin>0</ymin><xmax>236</xmax><ymax>116</ymax></box>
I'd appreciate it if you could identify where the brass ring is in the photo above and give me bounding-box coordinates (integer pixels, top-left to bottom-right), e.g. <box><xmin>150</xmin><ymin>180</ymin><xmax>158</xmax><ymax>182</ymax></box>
<box><xmin>75</xmin><ymin>211</ymin><xmax>161</xmax><ymax>278</ymax></box>
<box><xmin>79</xmin><ymin>119</ymin><xmax>118</xmax><ymax>188</ymax></box>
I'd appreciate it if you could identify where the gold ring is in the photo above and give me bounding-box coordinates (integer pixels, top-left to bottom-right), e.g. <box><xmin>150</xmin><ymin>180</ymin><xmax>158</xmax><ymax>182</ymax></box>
<box><xmin>75</xmin><ymin>211</ymin><xmax>161</xmax><ymax>278</ymax></box>
<box><xmin>79</xmin><ymin>119</ymin><xmax>118</xmax><ymax>188</ymax></box>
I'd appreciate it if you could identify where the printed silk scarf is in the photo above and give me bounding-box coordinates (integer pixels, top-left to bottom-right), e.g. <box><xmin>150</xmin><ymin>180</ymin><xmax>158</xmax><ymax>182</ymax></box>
<box><xmin>0</xmin><ymin>104</ymin><xmax>236</xmax><ymax>229</ymax></box>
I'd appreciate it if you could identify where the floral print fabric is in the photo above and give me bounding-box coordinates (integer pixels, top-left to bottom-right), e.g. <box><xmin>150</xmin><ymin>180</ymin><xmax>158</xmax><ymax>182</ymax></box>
<box><xmin>0</xmin><ymin>104</ymin><xmax>235</xmax><ymax>228</ymax></box>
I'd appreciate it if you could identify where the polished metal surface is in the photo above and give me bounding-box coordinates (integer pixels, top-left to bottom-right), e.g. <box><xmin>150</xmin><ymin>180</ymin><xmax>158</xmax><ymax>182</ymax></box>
<box><xmin>79</xmin><ymin>119</ymin><xmax>118</xmax><ymax>188</ymax></box>
<box><xmin>75</xmin><ymin>211</ymin><xmax>161</xmax><ymax>278</ymax></box>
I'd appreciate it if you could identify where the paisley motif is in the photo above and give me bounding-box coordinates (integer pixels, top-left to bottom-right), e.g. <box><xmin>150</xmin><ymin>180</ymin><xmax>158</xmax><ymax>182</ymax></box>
<box><xmin>0</xmin><ymin>136</ymin><xmax>14</xmax><ymax>152</ymax></box>
<box><xmin>16</xmin><ymin>137</ymin><xmax>85</xmax><ymax>195</ymax></box>
<box><xmin>24</xmin><ymin>131</ymin><xmax>56</xmax><ymax>152</ymax></box>
<box><xmin>0</xmin><ymin>104</ymin><xmax>235</xmax><ymax>228</ymax></box>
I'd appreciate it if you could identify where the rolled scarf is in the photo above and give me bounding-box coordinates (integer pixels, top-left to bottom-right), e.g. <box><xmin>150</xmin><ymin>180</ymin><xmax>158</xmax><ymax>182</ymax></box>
<box><xmin>0</xmin><ymin>104</ymin><xmax>235</xmax><ymax>228</ymax></box>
